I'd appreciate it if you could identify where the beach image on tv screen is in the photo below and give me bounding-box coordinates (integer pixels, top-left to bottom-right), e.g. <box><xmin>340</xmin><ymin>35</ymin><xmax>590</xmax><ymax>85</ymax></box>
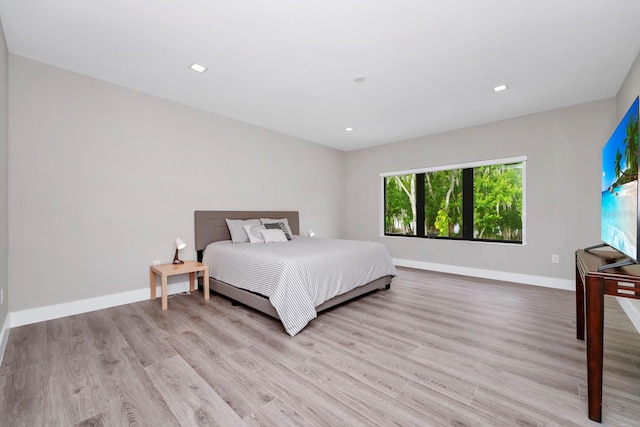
<box><xmin>601</xmin><ymin>97</ymin><xmax>639</xmax><ymax>260</ymax></box>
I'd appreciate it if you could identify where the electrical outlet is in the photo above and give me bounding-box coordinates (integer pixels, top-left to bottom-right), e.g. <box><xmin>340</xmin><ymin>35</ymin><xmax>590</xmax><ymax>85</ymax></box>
<box><xmin>551</xmin><ymin>254</ymin><xmax>559</xmax><ymax>264</ymax></box>
<box><xmin>153</xmin><ymin>260</ymin><xmax>161</xmax><ymax>266</ymax></box>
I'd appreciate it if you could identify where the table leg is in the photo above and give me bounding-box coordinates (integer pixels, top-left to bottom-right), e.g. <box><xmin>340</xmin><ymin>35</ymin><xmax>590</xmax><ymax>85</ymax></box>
<box><xmin>585</xmin><ymin>275</ymin><xmax>604</xmax><ymax>422</ymax></box>
<box><xmin>203</xmin><ymin>266</ymin><xmax>210</xmax><ymax>300</ymax></box>
<box><xmin>150</xmin><ymin>270</ymin><xmax>156</xmax><ymax>300</ymax></box>
<box><xmin>161</xmin><ymin>274</ymin><xmax>168</xmax><ymax>310</ymax></box>
<box><xmin>576</xmin><ymin>264</ymin><xmax>585</xmax><ymax>341</ymax></box>
<box><xmin>189</xmin><ymin>272</ymin><xmax>195</xmax><ymax>293</ymax></box>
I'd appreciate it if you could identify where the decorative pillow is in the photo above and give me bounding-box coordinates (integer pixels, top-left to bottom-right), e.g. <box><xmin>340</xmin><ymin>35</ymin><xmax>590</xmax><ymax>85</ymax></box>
<box><xmin>260</xmin><ymin>218</ymin><xmax>294</xmax><ymax>237</ymax></box>
<box><xmin>264</xmin><ymin>222</ymin><xmax>292</xmax><ymax>240</ymax></box>
<box><xmin>261</xmin><ymin>228</ymin><xmax>288</xmax><ymax>243</ymax></box>
<box><xmin>225</xmin><ymin>218</ymin><xmax>260</xmax><ymax>243</ymax></box>
<box><xmin>243</xmin><ymin>224</ymin><xmax>266</xmax><ymax>243</ymax></box>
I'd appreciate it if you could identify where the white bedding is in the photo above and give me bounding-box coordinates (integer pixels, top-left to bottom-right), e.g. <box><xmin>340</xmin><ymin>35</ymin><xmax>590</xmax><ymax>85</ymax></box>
<box><xmin>202</xmin><ymin>236</ymin><xmax>397</xmax><ymax>336</ymax></box>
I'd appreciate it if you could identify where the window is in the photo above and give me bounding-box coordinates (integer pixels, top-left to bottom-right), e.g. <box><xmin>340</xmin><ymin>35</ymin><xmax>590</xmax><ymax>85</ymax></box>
<box><xmin>424</xmin><ymin>168</ymin><xmax>463</xmax><ymax>238</ymax></box>
<box><xmin>384</xmin><ymin>174</ymin><xmax>417</xmax><ymax>235</ymax></box>
<box><xmin>382</xmin><ymin>157</ymin><xmax>525</xmax><ymax>244</ymax></box>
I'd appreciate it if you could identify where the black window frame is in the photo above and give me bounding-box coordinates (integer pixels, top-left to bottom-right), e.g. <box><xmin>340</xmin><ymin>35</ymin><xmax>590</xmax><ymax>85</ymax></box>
<box><xmin>383</xmin><ymin>159</ymin><xmax>525</xmax><ymax>244</ymax></box>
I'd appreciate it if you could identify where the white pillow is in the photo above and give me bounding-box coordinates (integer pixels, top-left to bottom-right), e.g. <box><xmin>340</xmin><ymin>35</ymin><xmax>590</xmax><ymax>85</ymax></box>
<box><xmin>225</xmin><ymin>218</ymin><xmax>260</xmax><ymax>243</ymax></box>
<box><xmin>261</xmin><ymin>228</ymin><xmax>288</xmax><ymax>243</ymax></box>
<box><xmin>260</xmin><ymin>218</ymin><xmax>294</xmax><ymax>236</ymax></box>
<box><xmin>264</xmin><ymin>222</ymin><xmax>291</xmax><ymax>240</ymax></box>
<box><xmin>243</xmin><ymin>224</ymin><xmax>266</xmax><ymax>243</ymax></box>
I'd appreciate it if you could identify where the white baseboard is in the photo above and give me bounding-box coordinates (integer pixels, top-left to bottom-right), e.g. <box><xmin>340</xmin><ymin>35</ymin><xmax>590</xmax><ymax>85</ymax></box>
<box><xmin>0</xmin><ymin>312</ymin><xmax>10</xmax><ymax>367</ymax></box>
<box><xmin>617</xmin><ymin>298</ymin><xmax>640</xmax><ymax>334</ymax></box>
<box><xmin>393</xmin><ymin>258</ymin><xmax>575</xmax><ymax>291</ymax></box>
<box><xmin>9</xmin><ymin>281</ymin><xmax>196</xmax><ymax>328</ymax></box>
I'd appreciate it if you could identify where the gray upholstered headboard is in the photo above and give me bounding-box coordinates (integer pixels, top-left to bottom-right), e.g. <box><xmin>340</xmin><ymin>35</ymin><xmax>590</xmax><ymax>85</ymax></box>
<box><xmin>194</xmin><ymin>210</ymin><xmax>300</xmax><ymax>252</ymax></box>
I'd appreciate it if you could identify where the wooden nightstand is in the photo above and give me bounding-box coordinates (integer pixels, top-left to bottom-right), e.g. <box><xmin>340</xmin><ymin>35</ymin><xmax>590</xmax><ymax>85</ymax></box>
<box><xmin>149</xmin><ymin>261</ymin><xmax>210</xmax><ymax>310</ymax></box>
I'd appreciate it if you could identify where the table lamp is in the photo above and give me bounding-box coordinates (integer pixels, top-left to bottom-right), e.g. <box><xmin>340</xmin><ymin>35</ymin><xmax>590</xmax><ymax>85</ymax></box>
<box><xmin>173</xmin><ymin>238</ymin><xmax>186</xmax><ymax>264</ymax></box>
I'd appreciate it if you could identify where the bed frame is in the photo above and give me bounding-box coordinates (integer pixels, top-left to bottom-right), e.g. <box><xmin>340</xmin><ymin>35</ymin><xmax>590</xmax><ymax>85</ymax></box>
<box><xmin>194</xmin><ymin>210</ymin><xmax>392</xmax><ymax>319</ymax></box>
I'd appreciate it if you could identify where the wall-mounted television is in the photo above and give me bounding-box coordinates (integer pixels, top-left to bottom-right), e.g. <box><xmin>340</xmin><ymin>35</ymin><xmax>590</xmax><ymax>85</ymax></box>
<box><xmin>598</xmin><ymin>96</ymin><xmax>640</xmax><ymax>269</ymax></box>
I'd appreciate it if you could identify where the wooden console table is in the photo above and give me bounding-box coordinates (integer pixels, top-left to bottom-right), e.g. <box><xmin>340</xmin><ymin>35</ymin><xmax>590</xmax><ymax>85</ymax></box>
<box><xmin>575</xmin><ymin>249</ymin><xmax>640</xmax><ymax>422</ymax></box>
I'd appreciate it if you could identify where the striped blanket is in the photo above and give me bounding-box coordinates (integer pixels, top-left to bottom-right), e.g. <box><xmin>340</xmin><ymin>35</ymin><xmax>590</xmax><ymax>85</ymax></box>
<box><xmin>202</xmin><ymin>236</ymin><xmax>397</xmax><ymax>336</ymax></box>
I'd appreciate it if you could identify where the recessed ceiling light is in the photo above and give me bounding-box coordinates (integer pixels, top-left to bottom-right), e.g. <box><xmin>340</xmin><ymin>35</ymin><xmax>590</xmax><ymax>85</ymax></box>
<box><xmin>189</xmin><ymin>63</ymin><xmax>207</xmax><ymax>73</ymax></box>
<box><xmin>353</xmin><ymin>76</ymin><xmax>366</xmax><ymax>83</ymax></box>
<box><xmin>493</xmin><ymin>84</ymin><xmax>508</xmax><ymax>92</ymax></box>
<box><xmin>345</xmin><ymin>127</ymin><xmax>354</xmax><ymax>132</ymax></box>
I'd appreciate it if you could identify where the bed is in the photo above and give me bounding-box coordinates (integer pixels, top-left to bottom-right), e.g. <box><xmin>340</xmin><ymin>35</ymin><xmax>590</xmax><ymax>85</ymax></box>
<box><xmin>194</xmin><ymin>210</ymin><xmax>396</xmax><ymax>335</ymax></box>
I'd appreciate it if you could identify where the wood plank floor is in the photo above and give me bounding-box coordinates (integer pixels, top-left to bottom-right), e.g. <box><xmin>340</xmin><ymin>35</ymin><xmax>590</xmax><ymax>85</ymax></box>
<box><xmin>1</xmin><ymin>267</ymin><xmax>639</xmax><ymax>426</ymax></box>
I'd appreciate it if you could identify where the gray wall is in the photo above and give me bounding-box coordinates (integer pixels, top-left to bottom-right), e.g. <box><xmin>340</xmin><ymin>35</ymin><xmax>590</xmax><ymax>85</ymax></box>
<box><xmin>618</xmin><ymin>52</ymin><xmax>640</xmax><ymax>120</ymax></box>
<box><xmin>8</xmin><ymin>55</ymin><xmax>346</xmax><ymax>312</ymax></box>
<box><xmin>0</xmin><ymin>22</ymin><xmax>8</xmax><ymax>325</ymax></box>
<box><xmin>345</xmin><ymin>98</ymin><xmax>616</xmax><ymax>282</ymax></box>
<box><xmin>7</xmin><ymin>43</ymin><xmax>640</xmax><ymax>313</ymax></box>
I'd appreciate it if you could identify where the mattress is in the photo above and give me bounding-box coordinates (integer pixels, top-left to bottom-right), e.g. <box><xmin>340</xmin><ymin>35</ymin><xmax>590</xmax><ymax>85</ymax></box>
<box><xmin>202</xmin><ymin>236</ymin><xmax>397</xmax><ymax>335</ymax></box>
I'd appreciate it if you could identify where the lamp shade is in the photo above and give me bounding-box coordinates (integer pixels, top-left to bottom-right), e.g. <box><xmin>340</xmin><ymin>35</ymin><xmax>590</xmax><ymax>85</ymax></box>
<box><xmin>175</xmin><ymin>238</ymin><xmax>186</xmax><ymax>250</ymax></box>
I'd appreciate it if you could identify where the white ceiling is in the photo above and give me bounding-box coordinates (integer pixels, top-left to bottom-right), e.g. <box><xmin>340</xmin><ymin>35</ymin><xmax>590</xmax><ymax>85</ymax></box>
<box><xmin>1</xmin><ymin>1</ymin><xmax>640</xmax><ymax>151</ymax></box>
